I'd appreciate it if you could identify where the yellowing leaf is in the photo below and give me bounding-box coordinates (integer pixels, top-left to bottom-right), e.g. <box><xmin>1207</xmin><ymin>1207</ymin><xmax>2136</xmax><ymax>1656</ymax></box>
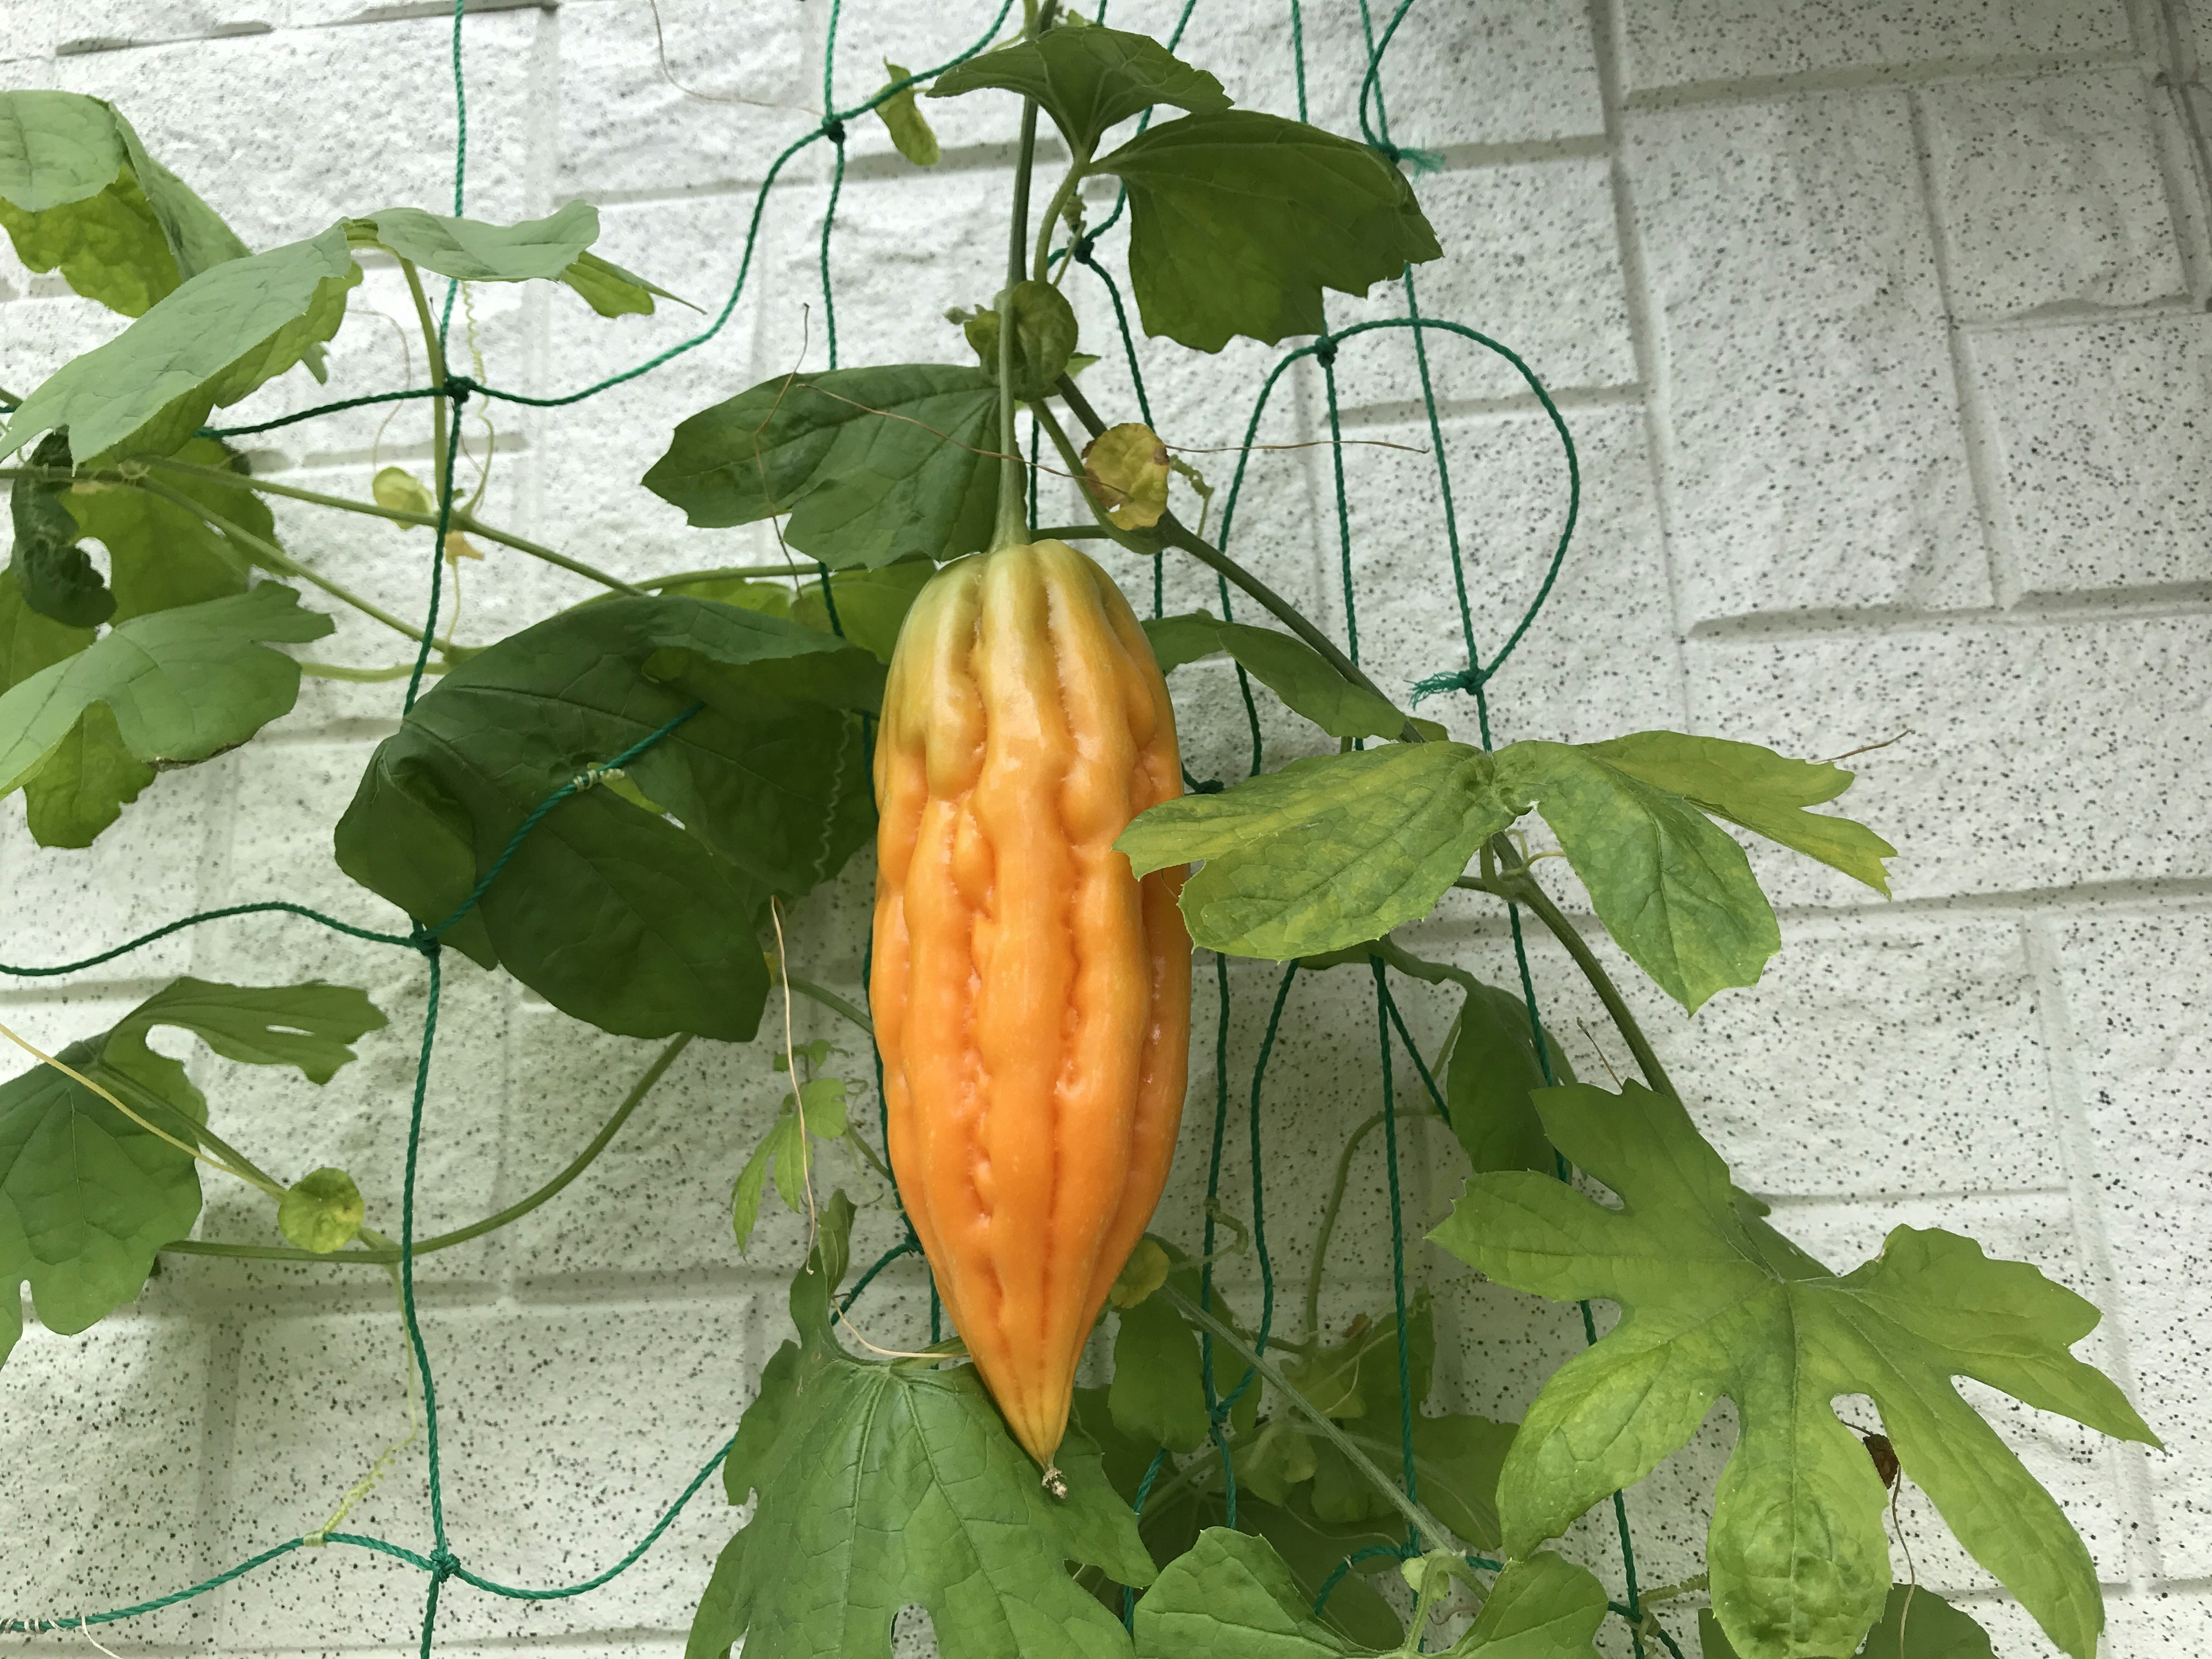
<box><xmin>874</xmin><ymin>60</ymin><xmax>941</xmax><ymax>166</ymax></box>
<box><xmin>278</xmin><ymin>1167</ymin><xmax>365</xmax><ymax>1253</ymax></box>
<box><xmin>372</xmin><ymin>466</ymin><xmax>435</xmax><ymax>516</ymax></box>
<box><xmin>1084</xmin><ymin>421</ymin><xmax>1170</xmax><ymax>529</ymax></box>
<box><xmin>1109</xmin><ymin>1235</ymin><xmax>1171</xmax><ymax>1308</ymax></box>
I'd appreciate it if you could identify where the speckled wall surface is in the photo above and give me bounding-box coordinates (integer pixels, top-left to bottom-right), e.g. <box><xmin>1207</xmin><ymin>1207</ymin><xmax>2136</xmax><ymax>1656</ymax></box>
<box><xmin>1</xmin><ymin>2</ymin><xmax>2207</xmax><ymax>1655</ymax></box>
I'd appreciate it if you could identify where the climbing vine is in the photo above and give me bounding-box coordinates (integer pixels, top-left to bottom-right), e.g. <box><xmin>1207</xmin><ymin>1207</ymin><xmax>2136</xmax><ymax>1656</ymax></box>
<box><xmin>0</xmin><ymin>5</ymin><xmax>2156</xmax><ymax>1659</ymax></box>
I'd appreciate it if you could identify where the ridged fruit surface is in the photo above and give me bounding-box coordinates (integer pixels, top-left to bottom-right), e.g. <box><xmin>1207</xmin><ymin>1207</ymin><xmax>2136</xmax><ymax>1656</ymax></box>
<box><xmin>871</xmin><ymin>538</ymin><xmax>1191</xmax><ymax>1468</ymax></box>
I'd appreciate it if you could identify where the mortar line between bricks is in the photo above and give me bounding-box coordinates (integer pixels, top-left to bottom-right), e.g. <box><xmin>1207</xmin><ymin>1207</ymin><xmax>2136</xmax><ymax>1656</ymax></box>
<box><xmin>1331</xmin><ymin>382</ymin><xmax>1644</xmax><ymax>430</ymax></box>
<box><xmin>1900</xmin><ymin>87</ymin><xmax>2022</xmax><ymax>611</ymax></box>
<box><xmin>2018</xmin><ymin>916</ymin><xmax>2166</xmax><ymax>1588</ymax></box>
<box><xmin>1618</xmin><ymin>47</ymin><xmax>2154</xmax><ymax>113</ymax></box>
<box><xmin>2149</xmin><ymin>0</ymin><xmax>2212</xmax><ymax>301</ymax></box>
<box><xmin>1584</xmin><ymin>0</ymin><xmax>1697</xmax><ymax>736</ymax></box>
<box><xmin>1684</xmin><ymin>588</ymin><xmax>2212</xmax><ymax>639</ymax></box>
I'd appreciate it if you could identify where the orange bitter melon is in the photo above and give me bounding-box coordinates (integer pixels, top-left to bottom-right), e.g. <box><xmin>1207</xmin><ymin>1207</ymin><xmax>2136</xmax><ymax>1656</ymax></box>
<box><xmin>870</xmin><ymin>537</ymin><xmax>1191</xmax><ymax>1472</ymax></box>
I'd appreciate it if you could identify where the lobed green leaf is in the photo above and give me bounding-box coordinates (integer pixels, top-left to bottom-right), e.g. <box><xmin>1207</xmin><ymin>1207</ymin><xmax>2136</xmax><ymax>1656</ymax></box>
<box><xmin>930</xmin><ymin>22</ymin><xmax>1229</xmax><ymax>156</ymax></box>
<box><xmin>349</xmin><ymin>201</ymin><xmax>683</xmax><ymax>317</ymax></box>
<box><xmin>1097</xmin><ymin>111</ymin><xmax>1441</xmax><ymax>352</ymax></box>
<box><xmin>1430</xmin><ymin>1081</ymin><xmax>2159</xmax><ymax>1659</ymax></box>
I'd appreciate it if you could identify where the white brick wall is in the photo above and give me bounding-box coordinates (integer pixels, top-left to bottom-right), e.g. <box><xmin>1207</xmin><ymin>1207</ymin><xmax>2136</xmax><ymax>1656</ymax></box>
<box><xmin>2</xmin><ymin>2</ymin><xmax>2207</xmax><ymax>1655</ymax></box>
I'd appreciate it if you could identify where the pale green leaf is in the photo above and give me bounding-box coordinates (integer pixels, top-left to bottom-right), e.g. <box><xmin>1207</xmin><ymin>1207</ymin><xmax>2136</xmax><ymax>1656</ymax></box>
<box><xmin>1282</xmin><ymin>1294</ymin><xmax>1432</xmax><ymax>1421</ymax></box>
<box><xmin>791</xmin><ymin>557</ymin><xmax>936</xmax><ymax>664</ymax></box>
<box><xmin>874</xmin><ymin>60</ymin><xmax>941</xmax><ymax>166</ymax></box>
<box><xmin>349</xmin><ymin>202</ymin><xmax>684</xmax><ymax>317</ymax></box>
<box><xmin>961</xmin><ymin>279</ymin><xmax>1080</xmax><ymax>400</ymax></box>
<box><xmin>1702</xmin><ymin>1585</ymin><xmax>1994</xmax><ymax>1659</ymax></box>
<box><xmin>1494</xmin><ymin>740</ymin><xmax>1780</xmax><ymax>1013</ymax></box>
<box><xmin>1234</xmin><ymin>1419</ymin><xmax>1318</xmax><ymax>1505</ymax></box>
<box><xmin>278</xmin><ymin>1167</ymin><xmax>365</xmax><ymax>1253</ymax></box>
<box><xmin>0</xmin><ymin>224</ymin><xmax>361</xmax><ymax>464</ymax></box>
<box><xmin>929</xmin><ymin>23</ymin><xmax>1229</xmax><ymax>156</ymax></box>
<box><xmin>1132</xmin><ymin>1529</ymin><xmax>1606</xmax><ymax>1658</ymax></box>
<box><xmin>1584</xmin><ymin>730</ymin><xmax>1896</xmax><ymax>895</ymax></box>
<box><xmin>0</xmin><ymin>91</ymin><xmax>252</xmax><ymax>317</ymax></box>
<box><xmin>1143</xmin><ymin>610</ymin><xmax>1229</xmax><ymax>673</ymax></box>
<box><xmin>1112</xmin><ymin>1289</ymin><xmax>1210</xmax><ymax>1453</ymax></box>
<box><xmin>644</xmin><ymin>365</ymin><xmax>1001</xmax><ymax>569</ymax></box>
<box><xmin>1117</xmin><ymin>743</ymin><xmax>1516</xmax><ymax>959</ymax></box>
<box><xmin>1143</xmin><ymin>609</ymin><xmax>1404</xmax><ymax>739</ymax></box>
<box><xmin>1430</xmin><ymin>1081</ymin><xmax>2159</xmax><ymax>1659</ymax></box>
<box><xmin>0</xmin><ymin>584</ymin><xmax>330</xmax><ymax>820</ymax></box>
<box><xmin>1097</xmin><ymin>111</ymin><xmax>1442</xmax><ymax>353</ymax></box>
<box><xmin>707</xmin><ymin>1194</ymin><xmax>1156</xmax><ymax>1658</ymax></box>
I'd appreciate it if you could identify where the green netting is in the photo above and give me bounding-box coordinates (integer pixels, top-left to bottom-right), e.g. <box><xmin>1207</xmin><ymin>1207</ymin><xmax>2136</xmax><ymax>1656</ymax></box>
<box><xmin>0</xmin><ymin>2</ymin><xmax>1684</xmax><ymax>1654</ymax></box>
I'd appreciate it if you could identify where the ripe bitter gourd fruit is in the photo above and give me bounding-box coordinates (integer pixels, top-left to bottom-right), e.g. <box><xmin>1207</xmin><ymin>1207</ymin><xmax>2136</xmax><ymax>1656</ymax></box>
<box><xmin>871</xmin><ymin>538</ymin><xmax>1191</xmax><ymax>1472</ymax></box>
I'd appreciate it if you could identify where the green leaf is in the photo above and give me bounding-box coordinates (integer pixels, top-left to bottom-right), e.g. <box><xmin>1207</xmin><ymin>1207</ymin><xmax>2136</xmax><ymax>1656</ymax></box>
<box><xmin>961</xmin><ymin>279</ymin><xmax>1080</xmax><ymax>400</ymax></box>
<box><xmin>929</xmin><ymin>23</ymin><xmax>1229</xmax><ymax>156</ymax></box>
<box><xmin>1702</xmin><ymin>1585</ymin><xmax>1994</xmax><ymax>1659</ymax></box>
<box><xmin>709</xmin><ymin>1214</ymin><xmax>1156</xmax><ymax>1659</ymax></box>
<box><xmin>1348</xmin><ymin>1415</ymin><xmax>1514</xmax><ymax>1551</ymax></box>
<box><xmin>0</xmin><ymin>567</ymin><xmax>93</xmax><ymax>691</ymax></box>
<box><xmin>0</xmin><ymin>975</ymin><xmax>380</xmax><ymax>1367</ymax></box>
<box><xmin>278</xmin><ymin>1167</ymin><xmax>365</xmax><ymax>1253</ymax></box>
<box><xmin>1</xmin><ymin>224</ymin><xmax>361</xmax><ymax>465</ymax></box>
<box><xmin>873</xmin><ymin>60</ymin><xmax>941</xmax><ymax>166</ymax></box>
<box><xmin>10</xmin><ymin>435</ymin><xmax>113</xmax><ymax>628</ymax></box>
<box><xmin>0</xmin><ymin>583</ymin><xmax>330</xmax><ymax>822</ymax></box>
<box><xmin>0</xmin><ymin>91</ymin><xmax>252</xmax><ymax>318</ymax></box>
<box><xmin>1142</xmin><ymin>610</ymin><xmax>1404</xmax><ymax>740</ymax></box>
<box><xmin>1494</xmin><ymin>740</ymin><xmax>1780</xmax><ymax>1013</ymax></box>
<box><xmin>1112</xmin><ymin>1289</ymin><xmax>1211</xmax><ymax>1454</ymax></box>
<box><xmin>1443</xmin><ymin>980</ymin><xmax>1573</xmax><ymax>1177</ymax></box>
<box><xmin>1282</xmin><ymin>1294</ymin><xmax>1432</xmax><ymax>1421</ymax></box>
<box><xmin>1096</xmin><ymin>111</ymin><xmax>1442</xmax><ymax>353</ymax></box>
<box><xmin>62</xmin><ymin>436</ymin><xmax>259</xmax><ymax>620</ymax></box>
<box><xmin>1582</xmin><ymin>730</ymin><xmax>1897</xmax><ymax>895</ymax></box>
<box><xmin>107</xmin><ymin>977</ymin><xmax>386</xmax><ymax>1085</ymax></box>
<box><xmin>348</xmin><ymin>202</ymin><xmax>681</xmax><ymax>317</ymax></box>
<box><xmin>643</xmin><ymin>365</ymin><xmax>1002</xmax><ymax>570</ymax></box>
<box><xmin>335</xmin><ymin>597</ymin><xmax>881</xmax><ymax>1041</ymax></box>
<box><xmin>1429</xmin><ymin>1081</ymin><xmax>2160</xmax><ymax>1659</ymax></box>
<box><xmin>733</xmin><ymin>1077</ymin><xmax>853</xmax><ymax>1255</ymax></box>
<box><xmin>1118</xmin><ymin>743</ymin><xmax>1517</xmax><ymax>960</ymax></box>
<box><xmin>791</xmin><ymin>558</ymin><xmax>935</xmax><ymax>664</ymax></box>
<box><xmin>22</xmin><ymin>700</ymin><xmax>153</xmax><ymax>847</ymax></box>
<box><xmin>1132</xmin><ymin>1529</ymin><xmax>1605</xmax><ymax>1657</ymax></box>
<box><xmin>1235</xmin><ymin>1419</ymin><xmax>1318</xmax><ymax>1504</ymax></box>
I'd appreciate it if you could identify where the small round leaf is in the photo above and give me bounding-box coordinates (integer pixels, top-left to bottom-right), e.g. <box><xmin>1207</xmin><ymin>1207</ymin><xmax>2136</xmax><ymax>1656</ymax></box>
<box><xmin>279</xmin><ymin>1166</ymin><xmax>365</xmax><ymax>1253</ymax></box>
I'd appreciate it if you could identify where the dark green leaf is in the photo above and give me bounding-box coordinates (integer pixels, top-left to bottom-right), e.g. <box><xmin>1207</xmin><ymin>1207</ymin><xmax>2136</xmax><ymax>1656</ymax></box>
<box><xmin>335</xmin><ymin>597</ymin><xmax>881</xmax><ymax>1040</ymax></box>
<box><xmin>710</xmin><ymin>1202</ymin><xmax>1155</xmax><ymax>1659</ymax></box>
<box><xmin>1583</xmin><ymin>729</ymin><xmax>1897</xmax><ymax>895</ymax></box>
<box><xmin>1142</xmin><ymin>611</ymin><xmax>1228</xmax><ymax>673</ymax></box>
<box><xmin>0</xmin><ymin>584</ymin><xmax>330</xmax><ymax>825</ymax></box>
<box><xmin>1493</xmin><ymin>740</ymin><xmax>1781</xmax><ymax>1013</ymax></box>
<box><xmin>643</xmin><ymin>365</ymin><xmax>1001</xmax><ymax>570</ymax></box>
<box><xmin>278</xmin><ymin>1166</ymin><xmax>365</xmax><ymax>1253</ymax></box>
<box><xmin>790</xmin><ymin>558</ymin><xmax>935</xmax><ymax>664</ymax></box>
<box><xmin>22</xmin><ymin>702</ymin><xmax>153</xmax><ymax>847</ymax></box>
<box><xmin>961</xmin><ymin>279</ymin><xmax>1081</xmax><ymax>400</ymax></box>
<box><xmin>10</xmin><ymin>434</ymin><xmax>112</xmax><ymax>627</ymax></box>
<box><xmin>62</xmin><ymin>436</ymin><xmax>258</xmax><ymax>620</ymax></box>
<box><xmin>1444</xmin><ymin>980</ymin><xmax>1573</xmax><ymax>1177</ymax></box>
<box><xmin>874</xmin><ymin>60</ymin><xmax>941</xmax><ymax>166</ymax></box>
<box><xmin>1282</xmin><ymin>1294</ymin><xmax>1432</xmax><ymax>1421</ymax></box>
<box><xmin>0</xmin><ymin>225</ymin><xmax>361</xmax><ymax>464</ymax></box>
<box><xmin>1333</xmin><ymin>1415</ymin><xmax>1514</xmax><ymax>1550</ymax></box>
<box><xmin>687</xmin><ymin>1529</ymin><xmax>748</xmax><ymax>1659</ymax></box>
<box><xmin>349</xmin><ymin>202</ymin><xmax>682</xmax><ymax>317</ymax></box>
<box><xmin>1234</xmin><ymin>1419</ymin><xmax>1317</xmax><ymax>1504</ymax></box>
<box><xmin>0</xmin><ymin>91</ymin><xmax>252</xmax><ymax>317</ymax></box>
<box><xmin>1097</xmin><ymin>111</ymin><xmax>1441</xmax><ymax>353</ymax></box>
<box><xmin>1119</xmin><ymin>744</ymin><xmax>1516</xmax><ymax>959</ymax></box>
<box><xmin>1430</xmin><ymin>1081</ymin><xmax>2158</xmax><ymax>1659</ymax></box>
<box><xmin>1113</xmin><ymin>1290</ymin><xmax>1211</xmax><ymax>1454</ymax></box>
<box><xmin>929</xmin><ymin>23</ymin><xmax>1229</xmax><ymax>156</ymax></box>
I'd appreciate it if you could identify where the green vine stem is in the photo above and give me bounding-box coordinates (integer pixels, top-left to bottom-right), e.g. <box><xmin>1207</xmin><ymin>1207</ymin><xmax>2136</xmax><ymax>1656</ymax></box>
<box><xmin>1049</xmin><ymin>375</ymin><xmax>1425</xmax><ymax>745</ymax></box>
<box><xmin>165</xmin><ymin>1033</ymin><xmax>694</xmax><ymax>1265</ymax></box>
<box><xmin>1303</xmin><ymin>1105</ymin><xmax>1454</xmax><ymax>1343</ymax></box>
<box><xmin>1161</xmin><ymin>1284</ymin><xmax>1464</xmax><ymax>1554</ymax></box>
<box><xmin>1457</xmin><ymin>839</ymin><xmax>1678</xmax><ymax>1101</ymax></box>
<box><xmin>133</xmin><ymin>456</ymin><xmax>647</xmax><ymax>597</ymax></box>
<box><xmin>782</xmin><ymin>973</ymin><xmax>872</xmax><ymax>1034</ymax></box>
<box><xmin>397</xmin><ymin>255</ymin><xmax>449</xmax><ymax>483</ymax></box>
<box><xmin>1030</xmin><ymin>138</ymin><xmax>1094</xmax><ymax>285</ymax></box>
<box><xmin>132</xmin><ymin>474</ymin><xmax>468</xmax><ymax>660</ymax></box>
